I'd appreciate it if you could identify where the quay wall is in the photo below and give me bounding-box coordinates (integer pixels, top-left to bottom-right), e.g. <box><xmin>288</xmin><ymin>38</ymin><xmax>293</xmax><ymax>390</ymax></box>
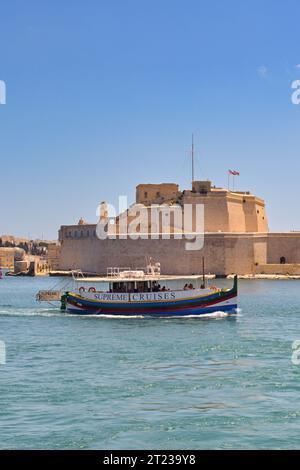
<box><xmin>255</xmin><ymin>264</ymin><xmax>300</xmax><ymax>275</ymax></box>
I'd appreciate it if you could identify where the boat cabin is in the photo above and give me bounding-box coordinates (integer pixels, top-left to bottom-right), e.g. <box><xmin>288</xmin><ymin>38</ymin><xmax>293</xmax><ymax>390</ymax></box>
<box><xmin>108</xmin><ymin>279</ymin><xmax>177</xmax><ymax>293</ymax></box>
<box><xmin>73</xmin><ymin>268</ymin><xmax>206</xmax><ymax>295</ymax></box>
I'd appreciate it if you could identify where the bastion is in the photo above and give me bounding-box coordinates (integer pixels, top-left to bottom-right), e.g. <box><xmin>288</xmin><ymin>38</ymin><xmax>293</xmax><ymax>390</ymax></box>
<box><xmin>57</xmin><ymin>181</ymin><xmax>300</xmax><ymax>276</ymax></box>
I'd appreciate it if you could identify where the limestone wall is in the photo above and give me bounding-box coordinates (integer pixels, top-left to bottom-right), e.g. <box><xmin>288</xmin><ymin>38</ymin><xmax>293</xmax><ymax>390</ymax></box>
<box><xmin>59</xmin><ymin>231</ymin><xmax>268</xmax><ymax>276</ymax></box>
<box><xmin>182</xmin><ymin>192</ymin><xmax>230</xmax><ymax>232</ymax></box>
<box><xmin>181</xmin><ymin>190</ymin><xmax>268</xmax><ymax>233</ymax></box>
<box><xmin>266</xmin><ymin>233</ymin><xmax>300</xmax><ymax>264</ymax></box>
<box><xmin>0</xmin><ymin>248</ymin><xmax>14</xmax><ymax>269</ymax></box>
<box><xmin>47</xmin><ymin>244</ymin><xmax>61</xmax><ymax>270</ymax></box>
<box><xmin>136</xmin><ymin>183</ymin><xmax>179</xmax><ymax>205</ymax></box>
<box><xmin>255</xmin><ymin>264</ymin><xmax>300</xmax><ymax>275</ymax></box>
<box><xmin>227</xmin><ymin>197</ymin><xmax>247</xmax><ymax>232</ymax></box>
<box><xmin>57</xmin><ymin>180</ymin><xmax>273</xmax><ymax>276</ymax></box>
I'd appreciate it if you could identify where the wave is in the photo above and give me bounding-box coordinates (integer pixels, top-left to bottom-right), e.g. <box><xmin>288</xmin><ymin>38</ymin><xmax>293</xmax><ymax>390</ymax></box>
<box><xmin>0</xmin><ymin>308</ymin><xmax>63</xmax><ymax>317</ymax></box>
<box><xmin>0</xmin><ymin>308</ymin><xmax>241</xmax><ymax>319</ymax></box>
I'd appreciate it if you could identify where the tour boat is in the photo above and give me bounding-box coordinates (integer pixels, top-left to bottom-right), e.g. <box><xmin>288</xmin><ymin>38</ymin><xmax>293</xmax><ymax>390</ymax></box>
<box><xmin>60</xmin><ymin>267</ymin><xmax>238</xmax><ymax>317</ymax></box>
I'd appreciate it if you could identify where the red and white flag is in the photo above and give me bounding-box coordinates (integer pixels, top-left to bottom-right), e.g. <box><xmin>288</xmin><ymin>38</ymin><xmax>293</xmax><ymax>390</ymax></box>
<box><xmin>229</xmin><ymin>169</ymin><xmax>240</xmax><ymax>176</ymax></box>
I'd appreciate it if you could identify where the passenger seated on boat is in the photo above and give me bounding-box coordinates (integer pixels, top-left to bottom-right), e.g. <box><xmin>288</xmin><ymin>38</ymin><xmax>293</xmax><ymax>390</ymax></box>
<box><xmin>161</xmin><ymin>286</ymin><xmax>166</xmax><ymax>291</ymax></box>
<box><xmin>183</xmin><ymin>284</ymin><xmax>189</xmax><ymax>290</ymax></box>
<box><xmin>188</xmin><ymin>283</ymin><xmax>194</xmax><ymax>289</ymax></box>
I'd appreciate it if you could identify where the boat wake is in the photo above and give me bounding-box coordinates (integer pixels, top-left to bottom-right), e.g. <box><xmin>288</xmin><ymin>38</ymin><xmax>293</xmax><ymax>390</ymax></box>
<box><xmin>173</xmin><ymin>310</ymin><xmax>239</xmax><ymax>319</ymax></box>
<box><xmin>0</xmin><ymin>307</ymin><xmax>64</xmax><ymax>317</ymax></box>
<box><xmin>79</xmin><ymin>310</ymin><xmax>240</xmax><ymax>320</ymax></box>
<box><xmin>0</xmin><ymin>308</ymin><xmax>241</xmax><ymax>319</ymax></box>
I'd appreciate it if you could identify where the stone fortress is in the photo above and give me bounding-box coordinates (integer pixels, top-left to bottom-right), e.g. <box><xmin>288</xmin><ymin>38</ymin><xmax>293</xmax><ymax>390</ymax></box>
<box><xmin>58</xmin><ymin>181</ymin><xmax>300</xmax><ymax>276</ymax></box>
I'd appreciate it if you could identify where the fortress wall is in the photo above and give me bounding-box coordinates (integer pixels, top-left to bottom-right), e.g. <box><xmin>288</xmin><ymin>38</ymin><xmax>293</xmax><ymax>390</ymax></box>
<box><xmin>240</xmin><ymin>196</ymin><xmax>268</xmax><ymax>233</ymax></box>
<box><xmin>59</xmin><ymin>232</ymin><xmax>266</xmax><ymax>276</ymax></box>
<box><xmin>253</xmin><ymin>240</ymin><xmax>268</xmax><ymax>265</ymax></box>
<box><xmin>183</xmin><ymin>194</ymin><xmax>230</xmax><ymax>232</ymax></box>
<box><xmin>266</xmin><ymin>233</ymin><xmax>300</xmax><ymax>264</ymax></box>
<box><xmin>223</xmin><ymin>235</ymin><xmax>267</xmax><ymax>274</ymax></box>
<box><xmin>255</xmin><ymin>264</ymin><xmax>300</xmax><ymax>275</ymax></box>
<box><xmin>58</xmin><ymin>181</ymin><xmax>272</xmax><ymax>276</ymax></box>
<box><xmin>59</xmin><ymin>236</ymin><xmax>221</xmax><ymax>275</ymax></box>
<box><xmin>243</xmin><ymin>197</ymin><xmax>259</xmax><ymax>232</ymax></box>
<box><xmin>136</xmin><ymin>183</ymin><xmax>179</xmax><ymax>205</ymax></box>
<box><xmin>227</xmin><ymin>199</ymin><xmax>246</xmax><ymax>232</ymax></box>
<box><xmin>255</xmin><ymin>201</ymin><xmax>268</xmax><ymax>232</ymax></box>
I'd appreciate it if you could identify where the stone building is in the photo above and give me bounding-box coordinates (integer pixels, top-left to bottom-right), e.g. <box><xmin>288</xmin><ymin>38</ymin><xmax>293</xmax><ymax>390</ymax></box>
<box><xmin>57</xmin><ymin>181</ymin><xmax>300</xmax><ymax>276</ymax></box>
<box><xmin>46</xmin><ymin>243</ymin><xmax>61</xmax><ymax>271</ymax></box>
<box><xmin>0</xmin><ymin>247</ymin><xmax>15</xmax><ymax>269</ymax></box>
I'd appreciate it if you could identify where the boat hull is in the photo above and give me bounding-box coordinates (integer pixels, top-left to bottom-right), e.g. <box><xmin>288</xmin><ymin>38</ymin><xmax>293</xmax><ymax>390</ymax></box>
<box><xmin>64</xmin><ymin>284</ymin><xmax>238</xmax><ymax>317</ymax></box>
<box><xmin>66</xmin><ymin>301</ymin><xmax>237</xmax><ymax>316</ymax></box>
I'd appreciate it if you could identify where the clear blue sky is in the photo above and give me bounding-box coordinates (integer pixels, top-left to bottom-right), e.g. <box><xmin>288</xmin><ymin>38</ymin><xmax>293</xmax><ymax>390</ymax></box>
<box><xmin>1</xmin><ymin>0</ymin><xmax>300</xmax><ymax>239</ymax></box>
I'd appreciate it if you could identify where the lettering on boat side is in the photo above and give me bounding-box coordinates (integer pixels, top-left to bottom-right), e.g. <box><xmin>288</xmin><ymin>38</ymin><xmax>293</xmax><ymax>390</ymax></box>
<box><xmin>291</xmin><ymin>340</ymin><xmax>300</xmax><ymax>365</ymax></box>
<box><xmin>131</xmin><ymin>292</ymin><xmax>176</xmax><ymax>301</ymax></box>
<box><xmin>0</xmin><ymin>80</ymin><xmax>6</xmax><ymax>104</ymax></box>
<box><xmin>94</xmin><ymin>293</ymin><xmax>128</xmax><ymax>301</ymax></box>
<box><xmin>0</xmin><ymin>340</ymin><xmax>6</xmax><ymax>365</ymax></box>
<box><xmin>92</xmin><ymin>291</ymin><xmax>187</xmax><ymax>302</ymax></box>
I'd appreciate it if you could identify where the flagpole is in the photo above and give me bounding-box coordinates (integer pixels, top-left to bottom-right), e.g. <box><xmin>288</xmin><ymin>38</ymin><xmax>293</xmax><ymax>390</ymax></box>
<box><xmin>191</xmin><ymin>133</ymin><xmax>194</xmax><ymax>183</ymax></box>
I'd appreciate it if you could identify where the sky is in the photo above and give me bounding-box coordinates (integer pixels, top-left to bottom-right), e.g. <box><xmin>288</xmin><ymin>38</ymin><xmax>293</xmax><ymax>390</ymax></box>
<box><xmin>1</xmin><ymin>0</ymin><xmax>300</xmax><ymax>239</ymax></box>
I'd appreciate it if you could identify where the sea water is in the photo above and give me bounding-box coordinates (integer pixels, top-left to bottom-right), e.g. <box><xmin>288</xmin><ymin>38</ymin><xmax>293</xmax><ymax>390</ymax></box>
<box><xmin>0</xmin><ymin>276</ymin><xmax>300</xmax><ymax>449</ymax></box>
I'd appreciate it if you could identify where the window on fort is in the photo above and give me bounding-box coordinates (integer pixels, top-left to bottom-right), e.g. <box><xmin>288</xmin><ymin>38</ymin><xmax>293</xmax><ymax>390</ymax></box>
<box><xmin>144</xmin><ymin>192</ymin><xmax>148</xmax><ymax>199</ymax></box>
<box><xmin>156</xmin><ymin>192</ymin><xmax>160</xmax><ymax>197</ymax></box>
<box><xmin>87</xmin><ymin>230</ymin><xmax>89</xmax><ymax>237</ymax></box>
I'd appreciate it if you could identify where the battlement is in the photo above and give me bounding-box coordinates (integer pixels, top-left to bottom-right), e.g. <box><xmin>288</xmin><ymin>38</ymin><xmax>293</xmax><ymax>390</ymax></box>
<box><xmin>136</xmin><ymin>183</ymin><xmax>180</xmax><ymax>205</ymax></box>
<box><xmin>135</xmin><ymin>181</ymin><xmax>268</xmax><ymax>233</ymax></box>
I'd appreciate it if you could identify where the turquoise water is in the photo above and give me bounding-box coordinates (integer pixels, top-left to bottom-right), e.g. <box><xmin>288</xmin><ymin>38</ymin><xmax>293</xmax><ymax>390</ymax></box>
<box><xmin>1</xmin><ymin>276</ymin><xmax>300</xmax><ymax>449</ymax></box>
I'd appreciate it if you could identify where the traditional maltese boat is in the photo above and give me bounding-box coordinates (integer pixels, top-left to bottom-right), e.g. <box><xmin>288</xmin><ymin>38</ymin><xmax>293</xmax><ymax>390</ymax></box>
<box><xmin>60</xmin><ymin>266</ymin><xmax>238</xmax><ymax>317</ymax></box>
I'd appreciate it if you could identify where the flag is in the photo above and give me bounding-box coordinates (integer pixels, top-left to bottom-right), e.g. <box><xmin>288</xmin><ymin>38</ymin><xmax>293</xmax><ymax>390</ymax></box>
<box><xmin>229</xmin><ymin>169</ymin><xmax>240</xmax><ymax>176</ymax></box>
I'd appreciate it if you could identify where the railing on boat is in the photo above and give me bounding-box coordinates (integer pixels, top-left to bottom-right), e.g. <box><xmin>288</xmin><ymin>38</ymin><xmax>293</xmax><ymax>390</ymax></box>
<box><xmin>107</xmin><ymin>267</ymin><xmax>132</xmax><ymax>277</ymax></box>
<box><xmin>107</xmin><ymin>264</ymin><xmax>161</xmax><ymax>279</ymax></box>
<box><xmin>71</xmin><ymin>269</ymin><xmax>85</xmax><ymax>281</ymax></box>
